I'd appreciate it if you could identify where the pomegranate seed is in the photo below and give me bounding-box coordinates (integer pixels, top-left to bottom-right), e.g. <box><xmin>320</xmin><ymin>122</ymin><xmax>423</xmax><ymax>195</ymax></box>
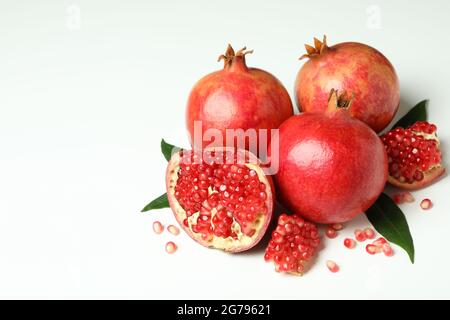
<box><xmin>165</xmin><ymin>241</ymin><xmax>177</xmax><ymax>254</ymax></box>
<box><xmin>364</xmin><ymin>228</ymin><xmax>375</xmax><ymax>240</ymax></box>
<box><xmin>382</xmin><ymin>243</ymin><xmax>393</xmax><ymax>257</ymax></box>
<box><xmin>343</xmin><ymin>238</ymin><xmax>356</xmax><ymax>249</ymax></box>
<box><xmin>393</xmin><ymin>192</ymin><xmax>415</xmax><ymax>204</ymax></box>
<box><xmin>420</xmin><ymin>198</ymin><xmax>433</xmax><ymax>210</ymax></box>
<box><xmin>373</xmin><ymin>237</ymin><xmax>387</xmax><ymax>248</ymax></box>
<box><xmin>403</xmin><ymin>192</ymin><xmax>415</xmax><ymax>203</ymax></box>
<box><xmin>167</xmin><ymin>224</ymin><xmax>180</xmax><ymax>235</ymax></box>
<box><xmin>325</xmin><ymin>226</ymin><xmax>338</xmax><ymax>239</ymax></box>
<box><xmin>326</xmin><ymin>260</ymin><xmax>339</xmax><ymax>273</ymax></box>
<box><xmin>152</xmin><ymin>221</ymin><xmax>164</xmax><ymax>234</ymax></box>
<box><xmin>331</xmin><ymin>223</ymin><xmax>343</xmax><ymax>231</ymax></box>
<box><xmin>393</xmin><ymin>193</ymin><xmax>404</xmax><ymax>204</ymax></box>
<box><xmin>366</xmin><ymin>244</ymin><xmax>380</xmax><ymax>255</ymax></box>
<box><xmin>354</xmin><ymin>229</ymin><xmax>366</xmax><ymax>242</ymax></box>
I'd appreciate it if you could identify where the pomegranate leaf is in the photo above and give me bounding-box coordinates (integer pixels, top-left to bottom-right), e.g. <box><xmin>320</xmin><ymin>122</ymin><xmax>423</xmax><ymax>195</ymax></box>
<box><xmin>365</xmin><ymin>193</ymin><xmax>415</xmax><ymax>263</ymax></box>
<box><xmin>392</xmin><ymin>99</ymin><xmax>428</xmax><ymax>129</ymax></box>
<box><xmin>161</xmin><ymin>139</ymin><xmax>182</xmax><ymax>161</ymax></box>
<box><xmin>141</xmin><ymin>193</ymin><xmax>169</xmax><ymax>212</ymax></box>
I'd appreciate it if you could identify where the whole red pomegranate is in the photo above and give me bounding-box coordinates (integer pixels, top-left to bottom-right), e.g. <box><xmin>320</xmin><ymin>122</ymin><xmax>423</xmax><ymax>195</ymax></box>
<box><xmin>295</xmin><ymin>36</ymin><xmax>400</xmax><ymax>133</ymax></box>
<box><xmin>381</xmin><ymin>121</ymin><xmax>445</xmax><ymax>190</ymax></box>
<box><xmin>272</xmin><ymin>90</ymin><xmax>388</xmax><ymax>224</ymax></box>
<box><xmin>166</xmin><ymin>147</ymin><xmax>274</xmax><ymax>252</ymax></box>
<box><xmin>186</xmin><ymin>45</ymin><xmax>293</xmax><ymax>152</ymax></box>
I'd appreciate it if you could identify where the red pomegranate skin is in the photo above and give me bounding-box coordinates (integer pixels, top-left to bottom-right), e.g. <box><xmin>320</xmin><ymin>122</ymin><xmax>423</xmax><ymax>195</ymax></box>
<box><xmin>186</xmin><ymin>46</ymin><xmax>293</xmax><ymax>150</ymax></box>
<box><xmin>295</xmin><ymin>42</ymin><xmax>400</xmax><ymax>133</ymax></box>
<box><xmin>273</xmin><ymin>112</ymin><xmax>388</xmax><ymax>224</ymax></box>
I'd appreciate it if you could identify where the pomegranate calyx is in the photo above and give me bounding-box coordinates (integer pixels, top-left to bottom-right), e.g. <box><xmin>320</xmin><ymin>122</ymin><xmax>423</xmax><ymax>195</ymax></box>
<box><xmin>218</xmin><ymin>44</ymin><xmax>253</xmax><ymax>71</ymax></box>
<box><xmin>299</xmin><ymin>35</ymin><xmax>328</xmax><ymax>60</ymax></box>
<box><xmin>327</xmin><ymin>89</ymin><xmax>354</xmax><ymax>112</ymax></box>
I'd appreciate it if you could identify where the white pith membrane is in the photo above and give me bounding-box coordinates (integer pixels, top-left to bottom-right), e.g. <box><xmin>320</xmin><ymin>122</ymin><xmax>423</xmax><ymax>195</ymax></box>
<box><xmin>166</xmin><ymin>150</ymin><xmax>271</xmax><ymax>251</ymax></box>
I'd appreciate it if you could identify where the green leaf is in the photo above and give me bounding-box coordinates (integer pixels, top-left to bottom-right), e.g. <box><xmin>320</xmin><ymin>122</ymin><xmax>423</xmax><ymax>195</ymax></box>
<box><xmin>141</xmin><ymin>193</ymin><xmax>169</xmax><ymax>212</ymax></box>
<box><xmin>365</xmin><ymin>193</ymin><xmax>415</xmax><ymax>263</ymax></box>
<box><xmin>161</xmin><ymin>139</ymin><xmax>182</xmax><ymax>162</ymax></box>
<box><xmin>392</xmin><ymin>99</ymin><xmax>428</xmax><ymax>129</ymax></box>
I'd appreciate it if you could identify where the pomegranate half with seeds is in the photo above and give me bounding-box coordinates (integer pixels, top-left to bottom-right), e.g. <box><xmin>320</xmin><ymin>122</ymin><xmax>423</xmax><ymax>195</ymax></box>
<box><xmin>295</xmin><ymin>36</ymin><xmax>400</xmax><ymax>133</ymax></box>
<box><xmin>381</xmin><ymin>121</ymin><xmax>445</xmax><ymax>190</ymax></box>
<box><xmin>272</xmin><ymin>90</ymin><xmax>388</xmax><ymax>224</ymax></box>
<box><xmin>166</xmin><ymin>148</ymin><xmax>274</xmax><ymax>252</ymax></box>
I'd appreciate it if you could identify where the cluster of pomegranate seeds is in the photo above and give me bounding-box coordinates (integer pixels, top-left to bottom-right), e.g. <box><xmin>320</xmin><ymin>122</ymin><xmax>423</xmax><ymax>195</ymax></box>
<box><xmin>152</xmin><ymin>221</ymin><xmax>180</xmax><ymax>254</ymax></box>
<box><xmin>393</xmin><ymin>192</ymin><xmax>415</xmax><ymax>204</ymax></box>
<box><xmin>365</xmin><ymin>237</ymin><xmax>393</xmax><ymax>257</ymax></box>
<box><xmin>420</xmin><ymin>198</ymin><xmax>433</xmax><ymax>210</ymax></box>
<box><xmin>174</xmin><ymin>150</ymin><xmax>268</xmax><ymax>241</ymax></box>
<box><xmin>354</xmin><ymin>227</ymin><xmax>375</xmax><ymax>242</ymax></box>
<box><xmin>265</xmin><ymin>213</ymin><xmax>320</xmax><ymax>275</ymax></box>
<box><xmin>381</xmin><ymin>122</ymin><xmax>441</xmax><ymax>184</ymax></box>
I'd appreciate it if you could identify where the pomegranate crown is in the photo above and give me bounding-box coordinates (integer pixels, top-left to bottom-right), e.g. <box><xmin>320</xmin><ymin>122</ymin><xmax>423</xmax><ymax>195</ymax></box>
<box><xmin>218</xmin><ymin>44</ymin><xmax>253</xmax><ymax>69</ymax></box>
<box><xmin>299</xmin><ymin>35</ymin><xmax>329</xmax><ymax>60</ymax></box>
<box><xmin>328</xmin><ymin>89</ymin><xmax>354</xmax><ymax>111</ymax></box>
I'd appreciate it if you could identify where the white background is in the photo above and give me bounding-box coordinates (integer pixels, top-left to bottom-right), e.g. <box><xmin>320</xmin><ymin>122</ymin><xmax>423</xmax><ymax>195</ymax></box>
<box><xmin>0</xmin><ymin>0</ymin><xmax>449</xmax><ymax>299</ymax></box>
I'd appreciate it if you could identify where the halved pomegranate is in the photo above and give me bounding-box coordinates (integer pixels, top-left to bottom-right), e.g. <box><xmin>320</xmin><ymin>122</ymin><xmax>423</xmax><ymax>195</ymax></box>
<box><xmin>381</xmin><ymin>121</ymin><xmax>445</xmax><ymax>190</ymax></box>
<box><xmin>166</xmin><ymin>148</ymin><xmax>274</xmax><ymax>252</ymax></box>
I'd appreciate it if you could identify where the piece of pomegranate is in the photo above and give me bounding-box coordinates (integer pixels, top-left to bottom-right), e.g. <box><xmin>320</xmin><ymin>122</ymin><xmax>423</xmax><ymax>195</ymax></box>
<box><xmin>264</xmin><ymin>213</ymin><xmax>320</xmax><ymax>275</ymax></box>
<box><xmin>186</xmin><ymin>44</ymin><xmax>293</xmax><ymax>152</ymax></box>
<box><xmin>295</xmin><ymin>36</ymin><xmax>400</xmax><ymax>133</ymax></box>
<box><xmin>271</xmin><ymin>90</ymin><xmax>388</xmax><ymax>224</ymax></box>
<box><xmin>166</xmin><ymin>147</ymin><xmax>274</xmax><ymax>252</ymax></box>
<box><xmin>381</xmin><ymin>121</ymin><xmax>445</xmax><ymax>190</ymax></box>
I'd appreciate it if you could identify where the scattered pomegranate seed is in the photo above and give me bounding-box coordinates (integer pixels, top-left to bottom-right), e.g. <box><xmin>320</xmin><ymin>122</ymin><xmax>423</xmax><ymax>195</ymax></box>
<box><xmin>366</xmin><ymin>244</ymin><xmax>380</xmax><ymax>255</ymax></box>
<box><xmin>325</xmin><ymin>226</ymin><xmax>338</xmax><ymax>239</ymax></box>
<box><xmin>420</xmin><ymin>198</ymin><xmax>433</xmax><ymax>210</ymax></box>
<box><xmin>373</xmin><ymin>237</ymin><xmax>387</xmax><ymax>248</ymax></box>
<box><xmin>343</xmin><ymin>238</ymin><xmax>356</xmax><ymax>249</ymax></box>
<box><xmin>152</xmin><ymin>221</ymin><xmax>164</xmax><ymax>234</ymax></box>
<box><xmin>354</xmin><ymin>229</ymin><xmax>367</xmax><ymax>242</ymax></box>
<box><xmin>167</xmin><ymin>224</ymin><xmax>180</xmax><ymax>235</ymax></box>
<box><xmin>403</xmin><ymin>192</ymin><xmax>415</xmax><ymax>203</ymax></box>
<box><xmin>382</xmin><ymin>243</ymin><xmax>394</xmax><ymax>257</ymax></box>
<box><xmin>165</xmin><ymin>241</ymin><xmax>177</xmax><ymax>254</ymax></box>
<box><xmin>331</xmin><ymin>223</ymin><xmax>343</xmax><ymax>231</ymax></box>
<box><xmin>364</xmin><ymin>228</ymin><xmax>375</xmax><ymax>240</ymax></box>
<box><xmin>393</xmin><ymin>192</ymin><xmax>415</xmax><ymax>204</ymax></box>
<box><xmin>393</xmin><ymin>193</ymin><xmax>403</xmax><ymax>204</ymax></box>
<box><xmin>326</xmin><ymin>260</ymin><xmax>339</xmax><ymax>273</ymax></box>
